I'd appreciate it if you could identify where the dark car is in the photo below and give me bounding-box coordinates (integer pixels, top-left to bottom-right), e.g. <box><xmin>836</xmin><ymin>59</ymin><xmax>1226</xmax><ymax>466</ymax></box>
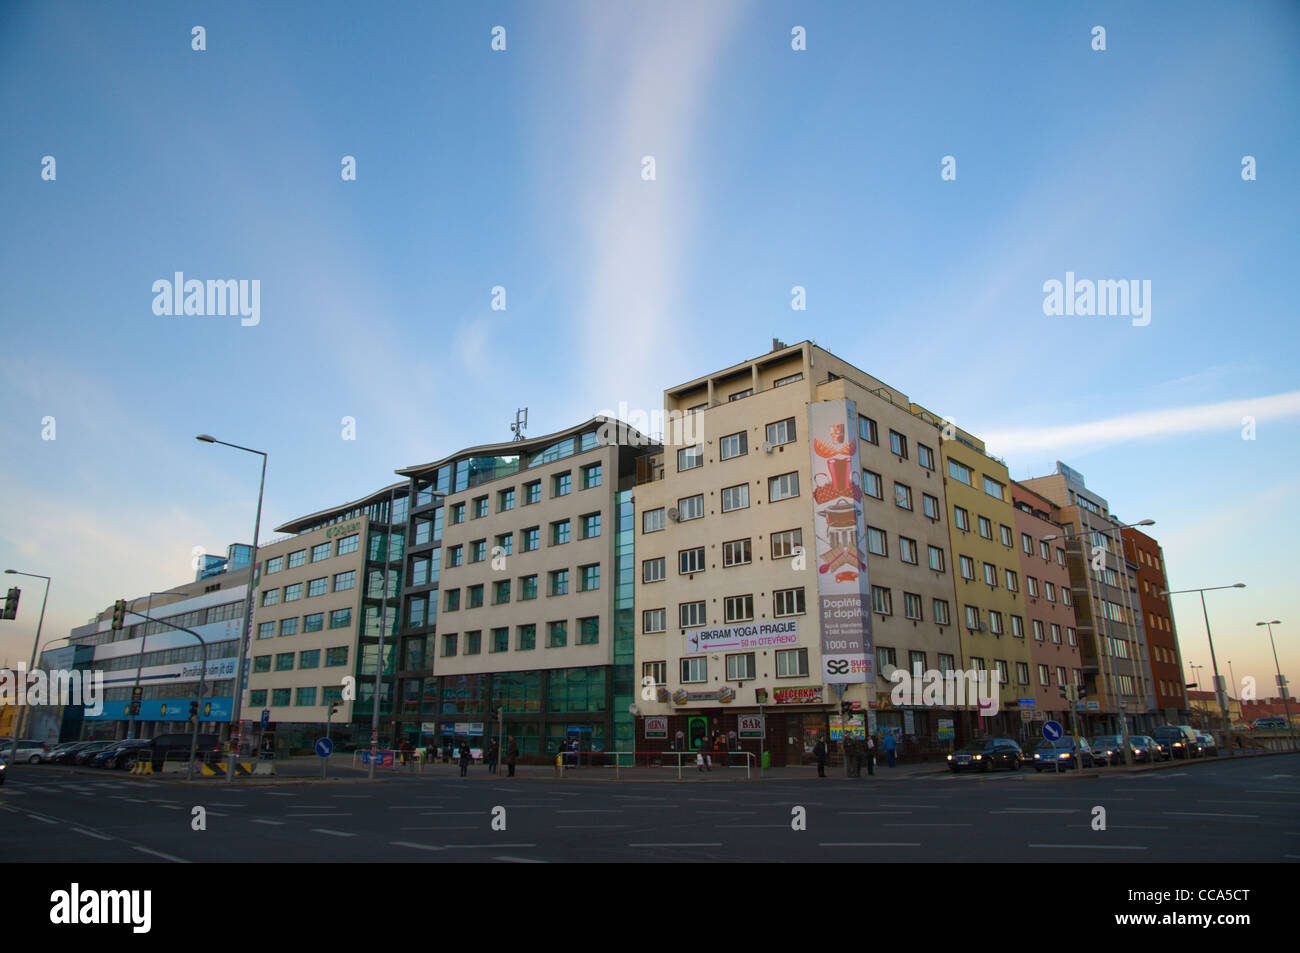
<box><xmin>94</xmin><ymin>740</ymin><xmax>151</xmax><ymax>769</ymax></box>
<box><xmin>1194</xmin><ymin>732</ymin><xmax>1219</xmax><ymax>757</ymax></box>
<box><xmin>1129</xmin><ymin>735</ymin><xmax>1162</xmax><ymax>762</ymax></box>
<box><xmin>947</xmin><ymin>738</ymin><xmax>1023</xmax><ymax>773</ymax></box>
<box><xmin>142</xmin><ymin>733</ymin><xmax>222</xmax><ymax>768</ymax></box>
<box><xmin>72</xmin><ymin>741</ymin><xmax>118</xmax><ymax>765</ymax></box>
<box><xmin>1032</xmin><ymin>738</ymin><xmax>1094</xmax><ymax>771</ymax></box>
<box><xmin>1090</xmin><ymin>736</ymin><xmax>1123</xmax><ymax>766</ymax></box>
<box><xmin>1152</xmin><ymin>726</ymin><xmax>1197</xmax><ymax>759</ymax></box>
<box><xmin>50</xmin><ymin>741</ymin><xmax>99</xmax><ymax>764</ymax></box>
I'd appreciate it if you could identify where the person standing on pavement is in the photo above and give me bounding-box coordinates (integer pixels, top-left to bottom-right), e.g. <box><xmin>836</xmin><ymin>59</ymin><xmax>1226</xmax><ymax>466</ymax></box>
<box><xmin>813</xmin><ymin>738</ymin><xmax>827</xmax><ymax>777</ymax></box>
<box><xmin>865</xmin><ymin>733</ymin><xmax>875</xmax><ymax>776</ymax></box>
<box><xmin>882</xmin><ymin>730</ymin><xmax>897</xmax><ymax>768</ymax></box>
<box><xmin>486</xmin><ymin>739</ymin><xmax>499</xmax><ymax>775</ymax></box>
<box><xmin>506</xmin><ymin>736</ymin><xmax>519</xmax><ymax>777</ymax></box>
<box><xmin>458</xmin><ymin>740</ymin><xmax>471</xmax><ymax>777</ymax></box>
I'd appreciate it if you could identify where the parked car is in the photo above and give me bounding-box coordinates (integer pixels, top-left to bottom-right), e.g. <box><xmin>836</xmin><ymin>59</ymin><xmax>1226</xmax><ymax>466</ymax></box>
<box><xmin>1252</xmin><ymin>717</ymin><xmax>1286</xmax><ymax>730</ymax></box>
<box><xmin>1129</xmin><ymin>735</ymin><xmax>1163</xmax><ymax>762</ymax></box>
<box><xmin>947</xmin><ymin>738</ymin><xmax>1023</xmax><ymax>772</ymax></box>
<box><xmin>38</xmin><ymin>742</ymin><xmax>84</xmax><ymax>763</ymax></box>
<box><xmin>72</xmin><ymin>741</ymin><xmax>118</xmax><ymax>765</ymax></box>
<box><xmin>1032</xmin><ymin>738</ymin><xmax>1094</xmax><ymax>771</ymax></box>
<box><xmin>93</xmin><ymin>740</ymin><xmax>151</xmax><ymax>769</ymax></box>
<box><xmin>1090</xmin><ymin>736</ymin><xmax>1126</xmax><ymax>766</ymax></box>
<box><xmin>6</xmin><ymin>740</ymin><xmax>51</xmax><ymax>764</ymax></box>
<box><xmin>48</xmin><ymin>741</ymin><xmax>98</xmax><ymax>764</ymax></box>
<box><xmin>1194</xmin><ymin>732</ymin><xmax>1219</xmax><ymax>757</ymax></box>
<box><xmin>140</xmin><ymin>733</ymin><xmax>223</xmax><ymax>768</ymax></box>
<box><xmin>0</xmin><ymin>757</ymin><xmax>6</xmax><ymax>785</ymax></box>
<box><xmin>1151</xmin><ymin>726</ymin><xmax>1196</xmax><ymax>759</ymax></box>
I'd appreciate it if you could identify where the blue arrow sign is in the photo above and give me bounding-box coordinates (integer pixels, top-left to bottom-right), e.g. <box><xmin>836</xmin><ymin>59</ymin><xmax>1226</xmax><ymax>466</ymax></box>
<box><xmin>315</xmin><ymin>737</ymin><xmax>333</xmax><ymax>758</ymax></box>
<box><xmin>1042</xmin><ymin>720</ymin><xmax>1064</xmax><ymax>742</ymax></box>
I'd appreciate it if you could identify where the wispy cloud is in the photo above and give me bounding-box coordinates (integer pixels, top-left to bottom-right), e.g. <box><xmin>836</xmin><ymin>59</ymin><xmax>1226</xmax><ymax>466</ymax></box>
<box><xmin>984</xmin><ymin>391</ymin><xmax>1300</xmax><ymax>455</ymax></box>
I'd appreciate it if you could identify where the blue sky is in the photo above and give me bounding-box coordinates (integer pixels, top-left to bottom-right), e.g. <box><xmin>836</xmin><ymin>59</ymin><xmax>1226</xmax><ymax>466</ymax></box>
<box><xmin>1</xmin><ymin>1</ymin><xmax>1297</xmax><ymax>693</ymax></box>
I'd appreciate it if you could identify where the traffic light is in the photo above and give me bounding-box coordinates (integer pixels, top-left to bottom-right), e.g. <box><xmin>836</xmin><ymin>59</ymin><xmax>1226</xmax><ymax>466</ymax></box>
<box><xmin>2</xmin><ymin>588</ymin><xmax>18</xmax><ymax>620</ymax></box>
<box><xmin>111</xmin><ymin>599</ymin><xmax>127</xmax><ymax>630</ymax></box>
<box><xmin>188</xmin><ymin>700</ymin><xmax>199</xmax><ymax>721</ymax></box>
<box><xmin>841</xmin><ymin>701</ymin><xmax>853</xmax><ymax>715</ymax></box>
<box><xmin>329</xmin><ymin>701</ymin><xmax>340</xmax><ymax>717</ymax></box>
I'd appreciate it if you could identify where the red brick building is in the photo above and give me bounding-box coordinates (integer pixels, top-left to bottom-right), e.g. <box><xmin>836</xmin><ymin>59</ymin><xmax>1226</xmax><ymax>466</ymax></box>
<box><xmin>1122</xmin><ymin>527</ymin><xmax>1187</xmax><ymax>718</ymax></box>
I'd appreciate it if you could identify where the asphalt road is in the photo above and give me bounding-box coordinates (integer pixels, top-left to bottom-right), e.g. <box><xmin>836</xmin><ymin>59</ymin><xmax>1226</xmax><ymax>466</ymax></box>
<box><xmin>3</xmin><ymin>754</ymin><xmax>1297</xmax><ymax>863</ymax></box>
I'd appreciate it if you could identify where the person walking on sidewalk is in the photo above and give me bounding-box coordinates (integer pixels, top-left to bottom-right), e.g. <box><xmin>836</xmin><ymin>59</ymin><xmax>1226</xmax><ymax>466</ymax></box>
<box><xmin>865</xmin><ymin>733</ymin><xmax>875</xmax><ymax>776</ymax></box>
<box><xmin>458</xmin><ymin>740</ymin><xmax>471</xmax><ymax>777</ymax></box>
<box><xmin>506</xmin><ymin>736</ymin><xmax>519</xmax><ymax>777</ymax></box>
<box><xmin>882</xmin><ymin>730</ymin><xmax>897</xmax><ymax>768</ymax></box>
<box><xmin>813</xmin><ymin>738</ymin><xmax>827</xmax><ymax>777</ymax></box>
<box><xmin>486</xmin><ymin>739</ymin><xmax>499</xmax><ymax>775</ymax></box>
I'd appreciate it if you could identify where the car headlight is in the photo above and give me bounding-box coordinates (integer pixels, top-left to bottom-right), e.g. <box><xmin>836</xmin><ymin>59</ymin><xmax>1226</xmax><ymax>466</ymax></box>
<box><xmin>1033</xmin><ymin>753</ymin><xmax>1041</xmax><ymax>759</ymax></box>
<box><xmin>946</xmin><ymin>754</ymin><xmax>953</xmax><ymax>760</ymax></box>
<box><xmin>973</xmin><ymin>755</ymin><xmax>982</xmax><ymax>760</ymax></box>
<box><xmin>1058</xmin><ymin>752</ymin><xmax>1070</xmax><ymax>759</ymax></box>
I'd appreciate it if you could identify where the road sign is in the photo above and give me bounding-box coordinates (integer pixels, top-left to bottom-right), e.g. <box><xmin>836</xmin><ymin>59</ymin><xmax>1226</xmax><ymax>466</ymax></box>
<box><xmin>1042</xmin><ymin>720</ymin><xmax>1064</xmax><ymax>742</ymax></box>
<box><xmin>261</xmin><ymin>709</ymin><xmax>270</xmax><ymax>730</ymax></box>
<box><xmin>315</xmin><ymin>737</ymin><xmax>334</xmax><ymax>758</ymax></box>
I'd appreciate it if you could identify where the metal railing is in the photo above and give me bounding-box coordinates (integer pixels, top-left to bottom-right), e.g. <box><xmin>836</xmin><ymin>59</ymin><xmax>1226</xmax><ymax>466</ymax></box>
<box><xmin>555</xmin><ymin>750</ymin><xmax>756</xmax><ymax>780</ymax></box>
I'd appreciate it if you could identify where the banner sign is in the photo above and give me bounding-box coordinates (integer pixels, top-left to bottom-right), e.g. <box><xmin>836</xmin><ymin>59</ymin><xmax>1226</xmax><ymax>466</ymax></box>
<box><xmin>644</xmin><ymin>716</ymin><xmax>668</xmax><ymax>738</ymax></box>
<box><xmin>738</xmin><ymin>714</ymin><xmax>764</xmax><ymax>738</ymax></box>
<box><xmin>772</xmin><ymin>686</ymin><xmax>823</xmax><ymax>705</ymax></box>
<box><xmin>808</xmin><ymin>398</ymin><xmax>874</xmax><ymax>684</ymax></box>
<box><xmin>685</xmin><ymin>620</ymin><xmax>798</xmax><ymax>655</ymax></box>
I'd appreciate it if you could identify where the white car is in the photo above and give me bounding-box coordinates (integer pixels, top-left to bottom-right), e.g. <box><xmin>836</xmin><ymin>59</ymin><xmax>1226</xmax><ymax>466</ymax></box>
<box><xmin>6</xmin><ymin>741</ymin><xmax>52</xmax><ymax>763</ymax></box>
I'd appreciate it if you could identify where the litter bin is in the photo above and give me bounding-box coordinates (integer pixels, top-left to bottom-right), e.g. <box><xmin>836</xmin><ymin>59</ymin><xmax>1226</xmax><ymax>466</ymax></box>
<box><xmin>761</xmin><ymin>750</ymin><xmax>771</xmax><ymax>771</ymax></box>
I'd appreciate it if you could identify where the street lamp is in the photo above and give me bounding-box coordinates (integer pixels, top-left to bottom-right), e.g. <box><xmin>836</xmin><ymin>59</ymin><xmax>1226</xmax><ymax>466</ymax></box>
<box><xmin>1162</xmin><ymin>584</ymin><xmax>1245</xmax><ymax>757</ymax></box>
<box><xmin>197</xmin><ymin>434</ymin><xmax>267</xmax><ymax>782</ymax></box>
<box><xmin>4</xmin><ymin>570</ymin><xmax>51</xmax><ymax>769</ymax></box>
<box><xmin>1042</xmin><ymin>518</ymin><xmax>1154</xmax><ymax>765</ymax></box>
<box><xmin>1256</xmin><ymin>620</ymin><xmax>1295</xmax><ymax>751</ymax></box>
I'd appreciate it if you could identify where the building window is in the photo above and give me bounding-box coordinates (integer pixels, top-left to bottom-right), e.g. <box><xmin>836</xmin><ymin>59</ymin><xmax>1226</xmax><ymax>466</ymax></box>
<box><xmin>579</xmin><ymin>564</ymin><xmax>600</xmax><ymax>592</ymax></box>
<box><xmin>978</xmin><ymin>516</ymin><xmax>993</xmax><ymax>539</ymax></box>
<box><xmin>1032</xmin><ymin>620</ymin><xmax>1045</xmax><ymax>641</ymax></box>
<box><xmin>643</xmin><ymin>508</ymin><xmax>665</xmax><ymax>533</ymax></box>
<box><xmin>859</xmin><ymin>416</ymin><xmax>878</xmax><ymax>444</ymax></box>
<box><xmin>578</xmin><ymin>617</ymin><xmax>599</xmax><ymax>645</ymax></box>
<box><xmin>443</xmin><ymin>633</ymin><xmax>458</xmax><ymax>657</ymax></box>
<box><xmin>1000</xmin><ymin>524</ymin><xmax>1013</xmax><ymax>547</ymax></box>
<box><xmin>724</xmin><ymin>594</ymin><xmax>754</xmax><ymax>623</ymax></box>
<box><xmin>496</xmin><ymin>533</ymin><xmax>513</xmax><ymax>557</ymax></box>
<box><xmin>499</xmin><ymin>488</ymin><xmax>515</xmax><ymax>512</ymax></box>
<box><xmin>1021</xmin><ymin>532</ymin><xmax>1033</xmax><ymax>555</ymax></box>
<box><xmin>721</xmin><ymin>483</ymin><xmax>750</xmax><ymax>512</ymax></box>
<box><xmin>548</xmin><ymin>621</ymin><xmax>567</xmax><ymax>648</ymax></box>
<box><xmin>774</xmin><ymin>587</ymin><xmax>805</xmax><ymax>617</ymax></box>
<box><xmin>888</xmin><ymin>430</ymin><xmax>908</xmax><ymax>459</ymax></box>
<box><xmin>494</xmin><ymin>580</ymin><xmax>511</xmax><ymax>605</ymax></box>
<box><xmin>329</xmin><ymin>608</ymin><xmax>351</xmax><ymax>629</ymax></box>
<box><xmin>893</xmin><ymin>483</ymin><xmax>913</xmax><ymax>510</ymax></box>
<box><xmin>257</xmin><ymin>621</ymin><xmax>275</xmax><ymax>640</ymax></box>
<box><xmin>304</xmin><ymin>613</ymin><xmax>324</xmax><ymax>633</ymax></box>
<box><xmin>959</xmin><ymin>556</ymin><xmax>975</xmax><ymax>580</ymax></box>
<box><xmin>775</xmin><ymin>648</ymin><xmax>808</xmax><ymax>678</ymax></box>
<box><xmin>871</xmin><ymin>586</ymin><xmax>892</xmax><ymax>616</ymax></box>
<box><xmin>771</xmin><ymin>528</ymin><xmax>802</xmax><ymax>559</ymax></box>
<box><xmin>643</xmin><ymin>660</ymin><xmax>667</xmax><ymax>686</ymax></box>
<box><xmin>491</xmin><ymin>627</ymin><xmax>509</xmax><ymax>653</ymax></box>
<box><xmin>720</xmin><ymin>432</ymin><xmax>747</xmax><ymax>460</ymax></box>
<box><xmin>679</xmin><ymin>547</ymin><xmax>706</xmax><ymax>575</ymax></box>
<box><xmin>766</xmin><ymin>418</ymin><xmax>796</xmax><ymax>446</ymax></box>
<box><xmin>726</xmin><ymin>653</ymin><xmax>756</xmax><ymax>680</ymax></box>
<box><xmin>928</xmin><ymin>546</ymin><xmax>945</xmax><ymax>573</ymax></box>
<box><xmin>1044</xmin><ymin>581</ymin><xmax>1056</xmax><ymax>602</ymax></box>
<box><xmin>465</xmin><ymin>631</ymin><xmax>481</xmax><ymax>655</ymax></box>
<box><xmin>722</xmin><ymin>538</ymin><xmax>751</xmax><ymax>567</ymax></box>
<box><xmin>867</xmin><ymin>526</ymin><xmax>888</xmax><ymax>557</ymax></box>
<box><xmin>582</xmin><ymin>513</ymin><xmax>602</xmax><ymax>539</ymax></box>
<box><xmin>677</xmin><ymin>495</ymin><xmax>704</xmax><ymax>520</ymax></box>
<box><xmin>253</xmin><ymin>655</ymin><xmax>271</xmax><ymax>673</ymax></box>
<box><xmin>948</xmin><ymin>460</ymin><xmax>973</xmax><ymax>485</ymax></box>
<box><xmin>249</xmin><ymin>690</ymin><xmax>267</xmax><ymax>707</ymax></box>
<box><xmin>550</xmin><ymin>569</ymin><xmax>569</xmax><ymax>596</ymax></box>
<box><xmin>769</xmin><ymin>472</ymin><xmax>800</xmax><ymax>502</ymax></box>
<box><xmin>983</xmin><ymin>563</ymin><xmax>997</xmax><ymax>586</ymax></box>
<box><xmin>522</xmin><ymin>527</ymin><xmax>540</xmax><ymax>552</ymax></box>
<box><xmin>448</xmin><ymin>545</ymin><xmax>464</xmax><ymax>567</ymax></box>
<box><xmin>551</xmin><ymin>520</ymin><xmax>571</xmax><ymax>545</ymax></box>
<box><xmin>336</xmin><ymin>534</ymin><xmax>359</xmax><ymax>556</ymax></box>
<box><xmin>450</xmin><ymin>503</ymin><xmax>466</xmax><ymax>524</ymax></box>
<box><xmin>261</xmin><ymin>589</ymin><xmax>280</xmax><ymax>607</ymax></box>
<box><xmin>311</xmin><ymin>542</ymin><xmax>331</xmax><ymax>562</ymax></box>
<box><xmin>520</xmin><ymin>575</ymin><xmax>538</xmax><ymax>600</ymax></box>
<box><xmin>643</xmin><ymin>557</ymin><xmax>666</xmax><ymax>583</ymax></box>
<box><xmin>983</xmin><ymin>476</ymin><xmax>1005</xmax><ymax>501</ymax></box>
<box><xmin>677</xmin><ymin>446</ymin><xmax>704</xmax><ymax>471</ymax></box>
<box><xmin>1005</xmin><ymin>569</ymin><xmax>1018</xmax><ymax>592</ymax></box>
<box><xmin>863</xmin><ymin>469</ymin><xmax>883</xmax><ymax>500</ymax></box>
<box><xmin>922</xmin><ymin>493</ymin><xmax>940</xmax><ymax>520</ymax></box>
<box><xmin>265</xmin><ymin>556</ymin><xmax>283</xmax><ymax>574</ymax></box>
<box><xmin>307</xmin><ymin>577</ymin><xmax>327</xmax><ymax>598</ymax></box>
<box><xmin>553</xmin><ymin>473</ymin><xmax>572</xmax><ymax>497</ymax></box>
<box><xmin>279</xmin><ymin>617</ymin><xmax>298</xmax><ymax>637</ymax></box>
<box><xmin>471</xmin><ymin>540</ymin><xmax>487</xmax><ymax>563</ymax></box>
<box><xmin>275</xmin><ymin>652</ymin><xmax>294</xmax><ymax>672</ymax></box>
<box><xmin>903</xmin><ymin>592</ymin><xmax>923</xmax><ymax>621</ymax></box>
<box><xmin>524</xmin><ymin>481</ymin><xmax>541</xmax><ymax>505</ymax></box>
<box><xmin>965</xmin><ymin>605</ymin><xmax>981</xmax><ymax>630</ymax></box>
<box><xmin>989</xmin><ymin>610</ymin><xmax>1004</xmax><ymax>635</ymax></box>
<box><xmin>271</xmin><ymin>689</ymin><xmax>291</xmax><ymax>707</ymax></box>
<box><xmin>643</xmin><ymin>609</ymin><xmax>666</xmax><ymax>634</ymax></box>
<box><xmin>679</xmin><ymin>601</ymin><xmax>707</xmax><ymax>628</ymax></box>
<box><xmin>918</xmin><ymin>444</ymin><xmax>935</xmax><ymax>470</ymax></box>
<box><xmin>299</xmin><ymin>649</ymin><xmax>320</xmax><ymax>669</ymax></box>
<box><xmin>1027</xmin><ymin>576</ymin><xmax>1039</xmax><ymax>597</ymax></box>
<box><xmin>954</xmin><ymin>506</ymin><xmax>970</xmax><ymax>532</ymax></box>
<box><xmin>681</xmin><ymin>657</ymin><xmax>708</xmax><ymax>683</ymax></box>
<box><xmin>1010</xmin><ymin>615</ymin><xmax>1024</xmax><ymax>638</ymax></box>
<box><xmin>899</xmin><ymin>536</ymin><xmax>919</xmax><ymax>565</ymax></box>
<box><xmin>582</xmin><ymin>463</ymin><xmax>602</xmax><ymax>490</ymax></box>
<box><xmin>333</xmin><ymin>570</ymin><xmax>355</xmax><ymax>592</ymax></box>
<box><xmin>1051</xmin><ymin>623</ymin><xmax>1062</xmax><ymax>644</ymax></box>
<box><xmin>517</xmin><ymin>625</ymin><xmax>536</xmax><ymax>651</ymax></box>
<box><xmin>445</xmin><ymin>589</ymin><xmax>460</xmax><ymax>612</ymax></box>
<box><xmin>775</xmin><ymin>372</ymin><xmax>803</xmax><ymax>387</ymax></box>
<box><xmin>326</xmin><ymin>646</ymin><xmax>348</xmax><ymax>667</ymax></box>
<box><xmin>288</xmin><ymin>549</ymin><xmax>306</xmax><ymax>569</ymax></box>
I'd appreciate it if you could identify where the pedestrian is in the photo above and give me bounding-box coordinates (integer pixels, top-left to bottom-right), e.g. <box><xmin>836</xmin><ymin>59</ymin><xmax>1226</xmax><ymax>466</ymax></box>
<box><xmin>714</xmin><ymin>734</ymin><xmax>726</xmax><ymax>769</ymax></box>
<box><xmin>486</xmin><ymin>739</ymin><xmax>499</xmax><ymax>775</ymax></box>
<box><xmin>883</xmin><ymin>730</ymin><xmax>897</xmax><ymax>768</ymax></box>
<box><xmin>458</xmin><ymin>740</ymin><xmax>471</xmax><ymax>777</ymax></box>
<box><xmin>813</xmin><ymin>737</ymin><xmax>827</xmax><ymax>777</ymax></box>
<box><xmin>865</xmin><ymin>733</ymin><xmax>875</xmax><ymax>776</ymax></box>
<box><xmin>400</xmin><ymin>738</ymin><xmax>412</xmax><ymax>766</ymax></box>
<box><xmin>506</xmin><ymin>736</ymin><xmax>519</xmax><ymax>777</ymax></box>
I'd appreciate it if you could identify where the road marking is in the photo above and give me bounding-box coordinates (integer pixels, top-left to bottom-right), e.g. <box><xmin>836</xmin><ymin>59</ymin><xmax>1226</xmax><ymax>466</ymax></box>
<box><xmin>265</xmin><ymin>792</ymin><xmax>296</xmax><ymax>796</ymax></box>
<box><xmin>495</xmin><ymin>856</ymin><xmax>546</xmax><ymax>863</ymax></box>
<box><xmin>885</xmin><ymin>823</ymin><xmax>973</xmax><ymax>827</ymax></box>
<box><xmin>991</xmin><ymin>808</ymin><xmax>1076</xmax><ymax>814</ymax></box>
<box><xmin>688</xmin><ymin>798</ymin><xmax>730</xmax><ymax>803</ymax></box>
<box><xmin>331</xmin><ymin>794</ymin><xmax>371</xmax><ymax>798</ymax></box>
<box><xmin>440</xmin><ymin>843</ymin><xmax>536</xmax><ymax>850</ymax></box>
<box><xmin>132</xmin><ymin>846</ymin><xmax>188</xmax><ymax>863</ymax></box>
<box><xmin>418</xmin><ymin>811</ymin><xmax>482</xmax><ymax>815</ymax></box>
<box><xmin>1164</xmin><ymin>812</ymin><xmax>1258</xmax><ymax>819</ymax></box>
<box><xmin>714</xmin><ymin>824</ymin><xmax>787</xmax><ymax>828</ymax></box>
<box><xmin>698</xmin><ymin>811</ymin><xmax>756</xmax><ymax>815</ymax></box>
<box><xmin>628</xmin><ymin>842</ymin><xmax>722</xmax><ymax>848</ymax></box>
<box><xmin>819</xmin><ymin>842</ymin><xmax>920</xmax><ymax>847</ymax></box>
<box><xmin>287</xmin><ymin>813</ymin><xmax>352</xmax><ymax>818</ymax></box>
<box><xmin>1199</xmin><ymin>799</ymin><xmax>1294</xmax><ymax>805</ymax></box>
<box><xmin>1029</xmin><ymin>844</ymin><xmax>1147</xmax><ymax>850</ymax></box>
<box><xmin>156</xmin><ymin>804</ymin><xmax>184</xmax><ymax>811</ymax></box>
<box><xmin>312</xmin><ymin>829</ymin><xmax>355</xmax><ymax>837</ymax></box>
<box><xmin>391</xmin><ymin>841</ymin><xmax>443</xmax><ymax>851</ymax></box>
<box><xmin>557</xmin><ymin>824</ymin><xmax>629</xmax><ymax>829</ymax></box>
<box><xmin>73</xmin><ymin>828</ymin><xmax>113</xmax><ymax>840</ymax></box>
<box><xmin>250</xmin><ymin>819</ymin><xmax>285</xmax><ymax>826</ymax></box>
<box><xmin>839</xmin><ymin>811</ymin><xmax>910</xmax><ymax>815</ymax></box>
<box><xmin>1082</xmin><ymin>824</ymin><xmax>1168</xmax><ymax>830</ymax></box>
<box><xmin>557</xmin><ymin>809</ymin><xmax>623</xmax><ymax>814</ymax></box>
<box><xmin>208</xmin><ymin>803</ymin><xmax>246</xmax><ymax>808</ymax></box>
<box><xmin>877</xmin><ymin>804</ymin><xmax>939</xmax><ymax>809</ymax></box>
<box><xmin>27</xmin><ymin>814</ymin><xmax>56</xmax><ymax>824</ymax></box>
<box><xmin>399</xmin><ymin>826</ymin><xmax>477</xmax><ymax>831</ymax></box>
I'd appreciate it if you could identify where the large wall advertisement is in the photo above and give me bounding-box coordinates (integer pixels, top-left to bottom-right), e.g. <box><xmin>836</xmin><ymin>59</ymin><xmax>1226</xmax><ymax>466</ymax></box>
<box><xmin>808</xmin><ymin>398</ymin><xmax>874</xmax><ymax>685</ymax></box>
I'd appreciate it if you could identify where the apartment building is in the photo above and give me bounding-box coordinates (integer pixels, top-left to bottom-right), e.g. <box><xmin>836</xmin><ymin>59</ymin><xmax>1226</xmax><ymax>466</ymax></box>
<box><xmin>249</xmin><ymin>482</ymin><xmax>407</xmax><ymax>752</ymax></box>
<box><xmin>634</xmin><ymin>342</ymin><xmax>971</xmax><ymax>765</ymax></box>
<box><xmin>1009</xmin><ymin>482</ymin><xmax>1084</xmax><ymax>729</ymax></box>
<box><xmin>1021</xmin><ymin>464</ymin><xmax>1157</xmax><ymax>735</ymax></box>
<box><xmin>393</xmin><ymin>418</ymin><xmax>648</xmax><ymax>758</ymax></box>
<box><xmin>1122</xmin><ymin>526</ymin><xmax>1189</xmax><ymax>719</ymax></box>
<box><xmin>914</xmin><ymin>410</ymin><xmax>1037</xmax><ymax>739</ymax></box>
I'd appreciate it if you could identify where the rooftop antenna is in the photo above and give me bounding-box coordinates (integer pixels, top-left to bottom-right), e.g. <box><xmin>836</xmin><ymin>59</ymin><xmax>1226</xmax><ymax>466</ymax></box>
<box><xmin>510</xmin><ymin>407</ymin><xmax>528</xmax><ymax>442</ymax></box>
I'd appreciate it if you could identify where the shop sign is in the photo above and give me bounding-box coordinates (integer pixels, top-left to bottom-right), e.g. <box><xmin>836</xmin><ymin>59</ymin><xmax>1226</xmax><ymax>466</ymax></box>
<box><xmin>937</xmin><ymin>718</ymin><xmax>955</xmax><ymax>741</ymax></box>
<box><xmin>903</xmin><ymin>709</ymin><xmax>915</xmax><ymax>736</ymax></box>
<box><xmin>644</xmin><ymin>716</ymin><xmax>668</xmax><ymax>738</ymax></box>
<box><xmin>685</xmin><ymin>620</ymin><xmax>798</xmax><ymax>654</ymax></box>
<box><xmin>772</xmin><ymin>686</ymin><xmax>823</xmax><ymax>705</ymax></box>
<box><xmin>738</xmin><ymin>714</ymin><xmax>764</xmax><ymax>738</ymax></box>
